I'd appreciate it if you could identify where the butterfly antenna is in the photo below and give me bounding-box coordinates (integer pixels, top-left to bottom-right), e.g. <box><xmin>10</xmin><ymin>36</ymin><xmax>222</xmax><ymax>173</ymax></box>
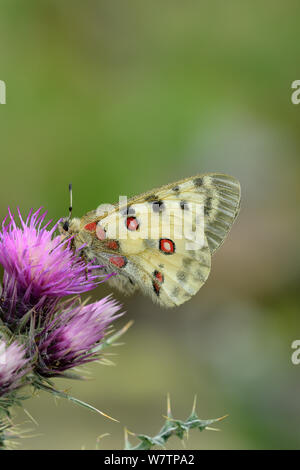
<box><xmin>68</xmin><ymin>183</ymin><xmax>73</xmax><ymax>220</ymax></box>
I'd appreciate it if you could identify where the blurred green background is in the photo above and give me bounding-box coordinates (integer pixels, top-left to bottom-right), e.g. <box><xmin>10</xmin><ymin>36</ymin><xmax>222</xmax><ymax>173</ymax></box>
<box><xmin>1</xmin><ymin>0</ymin><xmax>300</xmax><ymax>450</ymax></box>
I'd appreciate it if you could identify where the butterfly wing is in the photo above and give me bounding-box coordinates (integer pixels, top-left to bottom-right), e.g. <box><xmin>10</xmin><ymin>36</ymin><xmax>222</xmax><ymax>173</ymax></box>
<box><xmin>200</xmin><ymin>174</ymin><xmax>241</xmax><ymax>253</ymax></box>
<box><xmin>130</xmin><ymin>240</ymin><xmax>211</xmax><ymax>307</ymax></box>
<box><xmin>76</xmin><ymin>173</ymin><xmax>240</xmax><ymax>307</ymax></box>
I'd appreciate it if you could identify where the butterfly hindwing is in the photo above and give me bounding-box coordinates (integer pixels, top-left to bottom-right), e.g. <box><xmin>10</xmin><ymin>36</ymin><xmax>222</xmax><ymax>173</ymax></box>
<box><xmin>91</xmin><ymin>238</ymin><xmax>211</xmax><ymax>308</ymax></box>
<box><xmin>133</xmin><ymin>238</ymin><xmax>211</xmax><ymax>307</ymax></box>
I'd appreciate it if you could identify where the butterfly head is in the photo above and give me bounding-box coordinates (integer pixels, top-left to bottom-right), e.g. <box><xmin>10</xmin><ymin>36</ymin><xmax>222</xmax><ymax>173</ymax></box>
<box><xmin>58</xmin><ymin>184</ymin><xmax>81</xmax><ymax>238</ymax></box>
<box><xmin>58</xmin><ymin>217</ymin><xmax>81</xmax><ymax>237</ymax></box>
<box><xmin>61</xmin><ymin>218</ymin><xmax>70</xmax><ymax>233</ymax></box>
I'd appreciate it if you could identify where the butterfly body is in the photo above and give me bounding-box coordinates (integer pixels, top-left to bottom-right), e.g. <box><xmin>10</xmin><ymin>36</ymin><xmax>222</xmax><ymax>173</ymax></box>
<box><xmin>59</xmin><ymin>173</ymin><xmax>241</xmax><ymax>307</ymax></box>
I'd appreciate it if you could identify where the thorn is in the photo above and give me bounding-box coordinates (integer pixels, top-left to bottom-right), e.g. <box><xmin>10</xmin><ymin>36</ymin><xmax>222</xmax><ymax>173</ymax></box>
<box><xmin>124</xmin><ymin>427</ymin><xmax>135</xmax><ymax>447</ymax></box>
<box><xmin>97</xmin><ymin>410</ymin><xmax>119</xmax><ymax>423</ymax></box>
<box><xmin>125</xmin><ymin>427</ymin><xmax>136</xmax><ymax>436</ymax></box>
<box><xmin>167</xmin><ymin>393</ymin><xmax>172</xmax><ymax>417</ymax></box>
<box><xmin>162</xmin><ymin>415</ymin><xmax>176</xmax><ymax>422</ymax></box>
<box><xmin>23</xmin><ymin>408</ymin><xmax>38</xmax><ymax>427</ymax></box>
<box><xmin>120</xmin><ymin>320</ymin><xmax>134</xmax><ymax>334</ymax></box>
<box><xmin>192</xmin><ymin>395</ymin><xmax>197</xmax><ymax>414</ymax></box>
<box><xmin>206</xmin><ymin>426</ymin><xmax>221</xmax><ymax>432</ymax></box>
<box><xmin>96</xmin><ymin>432</ymin><xmax>110</xmax><ymax>442</ymax></box>
<box><xmin>98</xmin><ymin>358</ymin><xmax>116</xmax><ymax>366</ymax></box>
<box><xmin>106</xmin><ymin>320</ymin><xmax>134</xmax><ymax>346</ymax></box>
<box><xmin>216</xmin><ymin>414</ymin><xmax>229</xmax><ymax>422</ymax></box>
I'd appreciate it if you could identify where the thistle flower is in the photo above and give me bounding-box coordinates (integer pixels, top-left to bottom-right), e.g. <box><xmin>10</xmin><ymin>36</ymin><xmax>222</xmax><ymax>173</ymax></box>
<box><xmin>36</xmin><ymin>296</ymin><xmax>122</xmax><ymax>376</ymax></box>
<box><xmin>0</xmin><ymin>207</ymin><xmax>126</xmax><ymax>439</ymax></box>
<box><xmin>0</xmin><ymin>338</ymin><xmax>31</xmax><ymax>397</ymax></box>
<box><xmin>0</xmin><ymin>208</ymin><xmax>107</xmax><ymax>324</ymax></box>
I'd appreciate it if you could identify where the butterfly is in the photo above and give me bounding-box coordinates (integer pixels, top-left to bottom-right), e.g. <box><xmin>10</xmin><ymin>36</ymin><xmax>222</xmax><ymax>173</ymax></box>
<box><xmin>59</xmin><ymin>173</ymin><xmax>241</xmax><ymax>307</ymax></box>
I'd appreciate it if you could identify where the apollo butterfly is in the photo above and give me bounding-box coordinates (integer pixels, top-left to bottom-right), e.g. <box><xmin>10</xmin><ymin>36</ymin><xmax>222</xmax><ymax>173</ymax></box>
<box><xmin>59</xmin><ymin>173</ymin><xmax>241</xmax><ymax>307</ymax></box>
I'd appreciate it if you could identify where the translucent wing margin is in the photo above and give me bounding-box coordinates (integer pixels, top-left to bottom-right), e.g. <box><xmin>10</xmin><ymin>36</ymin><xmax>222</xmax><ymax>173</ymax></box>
<box><xmin>201</xmin><ymin>174</ymin><xmax>241</xmax><ymax>253</ymax></box>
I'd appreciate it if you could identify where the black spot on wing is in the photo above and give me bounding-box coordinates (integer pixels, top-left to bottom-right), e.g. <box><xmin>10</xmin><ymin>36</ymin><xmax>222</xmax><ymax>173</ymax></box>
<box><xmin>121</xmin><ymin>205</ymin><xmax>135</xmax><ymax>216</ymax></box>
<box><xmin>144</xmin><ymin>239</ymin><xmax>156</xmax><ymax>249</ymax></box>
<box><xmin>194</xmin><ymin>177</ymin><xmax>203</xmax><ymax>187</ymax></box>
<box><xmin>182</xmin><ymin>257</ymin><xmax>192</xmax><ymax>268</ymax></box>
<box><xmin>151</xmin><ymin>200</ymin><xmax>165</xmax><ymax>213</ymax></box>
<box><xmin>172</xmin><ymin>287</ymin><xmax>180</xmax><ymax>298</ymax></box>
<box><xmin>180</xmin><ymin>200</ymin><xmax>189</xmax><ymax>210</ymax></box>
<box><xmin>194</xmin><ymin>269</ymin><xmax>207</xmax><ymax>282</ymax></box>
<box><xmin>177</xmin><ymin>271</ymin><xmax>187</xmax><ymax>282</ymax></box>
<box><xmin>204</xmin><ymin>196</ymin><xmax>213</xmax><ymax>216</ymax></box>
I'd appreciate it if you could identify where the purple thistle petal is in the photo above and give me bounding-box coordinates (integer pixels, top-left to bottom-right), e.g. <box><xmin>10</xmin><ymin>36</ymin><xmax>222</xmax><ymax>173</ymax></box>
<box><xmin>0</xmin><ymin>208</ymin><xmax>111</xmax><ymax>323</ymax></box>
<box><xmin>36</xmin><ymin>295</ymin><xmax>123</xmax><ymax>375</ymax></box>
<box><xmin>0</xmin><ymin>338</ymin><xmax>31</xmax><ymax>397</ymax></box>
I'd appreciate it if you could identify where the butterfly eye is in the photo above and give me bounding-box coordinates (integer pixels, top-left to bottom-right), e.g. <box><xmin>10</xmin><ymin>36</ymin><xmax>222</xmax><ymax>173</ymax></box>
<box><xmin>63</xmin><ymin>221</ymin><xmax>69</xmax><ymax>231</ymax></box>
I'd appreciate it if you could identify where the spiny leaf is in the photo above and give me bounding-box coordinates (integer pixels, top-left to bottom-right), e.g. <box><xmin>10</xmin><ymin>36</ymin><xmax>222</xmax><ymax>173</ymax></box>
<box><xmin>124</xmin><ymin>396</ymin><xmax>227</xmax><ymax>450</ymax></box>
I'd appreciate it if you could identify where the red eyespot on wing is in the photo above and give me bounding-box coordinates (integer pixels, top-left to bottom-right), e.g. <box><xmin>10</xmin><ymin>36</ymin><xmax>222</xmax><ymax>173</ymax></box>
<box><xmin>84</xmin><ymin>222</ymin><xmax>97</xmax><ymax>232</ymax></box>
<box><xmin>107</xmin><ymin>240</ymin><xmax>119</xmax><ymax>250</ymax></box>
<box><xmin>109</xmin><ymin>255</ymin><xmax>127</xmax><ymax>268</ymax></box>
<box><xmin>126</xmin><ymin>216</ymin><xmax>139</xmax><ymax>231</ymax></box>
<box><xmin>154</xmin><ymin>270</ymin><xmax>164</xmax><ymax>283</ymax></box>
<box><xmin>96</xmin><ymin>225</ymin><xmax>106</xmax><ymax>240</ymax></box>
<box><xmin>159</xmin><ymin>238</ymin><xmax>175</xmax><ymax>254</ymax></box>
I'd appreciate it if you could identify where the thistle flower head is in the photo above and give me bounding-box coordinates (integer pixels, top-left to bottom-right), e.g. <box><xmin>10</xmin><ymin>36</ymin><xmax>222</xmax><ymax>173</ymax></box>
<box><xmin>36</xmin><ymin>296</ymin><xmax>122</xmax><ymax>375</ymax></box>
<box><xmin>0</xmin><ymin>338</ymin><xmax>30</xmax><ymax>397</ymax></box>
<box><xmin>0</xmin><ymin>208</ymin><xmax>105</xmax><ymax>323</ymax></box>
<box><xmin>0</xmin><ymin>206</ymin><xmax>125</xmax><ymax>427</ymax></box>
